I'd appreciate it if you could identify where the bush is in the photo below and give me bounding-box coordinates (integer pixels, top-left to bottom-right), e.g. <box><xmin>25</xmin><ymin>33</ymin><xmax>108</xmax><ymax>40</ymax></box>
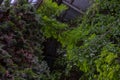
<box><xmin>38</xmin><ymin>0</ymin><xmax>120</xmax><ymax>79</ymax></box>
<box><xmin>0</xmin><ymin>0</ymin><xmax>49</xmax><ymax>80</ymax></box>
<box><xmin>0</xmin><ymin>0</ymin><xmax>120</xmax><ymax>80</ymax></box>
<box><xmin>57</xmin><ymin>0</ymin><xmax>120</xmax><ymax>79</ymax></box>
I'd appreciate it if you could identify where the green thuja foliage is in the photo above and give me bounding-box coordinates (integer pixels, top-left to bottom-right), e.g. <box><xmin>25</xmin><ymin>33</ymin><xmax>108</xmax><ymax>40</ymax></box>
<box><xmin>37</xmin><ymin>0</ymin><xmax>67</xmax><ymax>18</ymax></box>
<box><xmin>37</xmin><ymin>0</ymin><xmax>120</xmax><ymax>79</ymax></box>
<box><xmin>94</xmin><ymin>46</ymin><xmax>120</xmax><ymax>80</ymax></box>
<box><xmin>37</xmin><ymin>0</ymin><xmax>68</xmax><ymax>38</ymax></box>
<box><xmin>56</xmin><ymin>0</ymin><xmax>120</xmax><ymax>79</ymax></box>
<box><xmin>37</xmin><ymin>0</ymin><xmax>68</xmax><ymax>79</ymax></box>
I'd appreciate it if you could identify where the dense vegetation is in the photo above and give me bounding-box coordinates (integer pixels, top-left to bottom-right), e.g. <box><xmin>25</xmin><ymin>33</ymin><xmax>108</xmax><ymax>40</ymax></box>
<box><xmin>0</xmin><ymin>0</ymin><xmax>49</xmax><ymax>80</ymax></box>
<box><xmin>0</xmin><ymin>0</ymin><xmax>120</xmax><ymax>80</ymax></box>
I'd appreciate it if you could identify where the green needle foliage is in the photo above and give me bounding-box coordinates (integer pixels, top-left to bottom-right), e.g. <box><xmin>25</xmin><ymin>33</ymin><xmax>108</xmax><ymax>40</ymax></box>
<box><xmin>60</xmin><ymin>0</ymin><xmax>120</xmax><ymax>79</ymax></box>
<box><xmin>37</xmin><ymin>0</ymin><xmax>68</xmax><ymax>39</ymax></box>
<box><xmin>38</xmin><ymin>0</ymin><xmax>120</xmax><ymax>79</ymax></box>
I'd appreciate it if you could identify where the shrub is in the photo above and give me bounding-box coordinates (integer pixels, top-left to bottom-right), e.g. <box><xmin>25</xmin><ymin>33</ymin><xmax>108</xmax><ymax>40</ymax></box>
<box><xmin>0</xmin><ymin>0</ymin><xmax>49</xmax><ymax>80</ymax></box>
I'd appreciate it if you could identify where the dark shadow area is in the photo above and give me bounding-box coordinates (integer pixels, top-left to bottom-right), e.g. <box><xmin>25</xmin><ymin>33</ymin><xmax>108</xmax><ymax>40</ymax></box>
<box><xmin>42</xmin><ymin>37</ymin><xmax>61</xmax><ymax>71</ymax></box>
